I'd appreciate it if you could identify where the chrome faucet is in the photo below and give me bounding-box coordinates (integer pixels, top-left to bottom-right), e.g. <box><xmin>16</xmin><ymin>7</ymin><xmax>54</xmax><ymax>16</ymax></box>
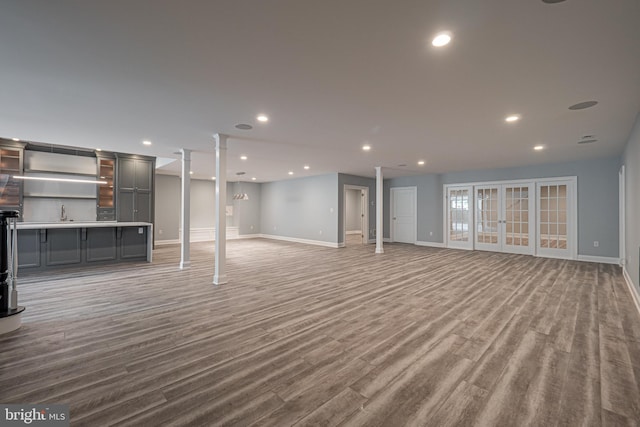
<box><xmin>60</xmin><ymin>204</ymin><xmax>68</xmax><ymax>222</ymax></box>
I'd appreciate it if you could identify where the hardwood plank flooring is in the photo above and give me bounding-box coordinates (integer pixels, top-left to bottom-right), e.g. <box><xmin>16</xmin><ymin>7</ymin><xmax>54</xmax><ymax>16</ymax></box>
<box><xmin>1</xmin><ymin>239</ymin><xmax>639</xmax><ymax>426</ymax></box>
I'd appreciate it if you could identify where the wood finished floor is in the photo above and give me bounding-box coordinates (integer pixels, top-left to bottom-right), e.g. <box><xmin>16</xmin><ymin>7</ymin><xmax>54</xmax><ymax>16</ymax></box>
<box><xmin>1</xmin><ymin>239</ymin><xmax>640</xmax><ymax>426</ymax></box>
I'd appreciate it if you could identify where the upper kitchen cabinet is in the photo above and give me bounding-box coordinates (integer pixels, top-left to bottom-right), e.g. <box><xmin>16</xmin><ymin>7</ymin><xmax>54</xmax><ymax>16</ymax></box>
<box><xmin>0</xmin><ymin>139</ymin><xmax>25</xmax><ymax>218</ymax></box>
<box><xmin>96</xmin><ymin>152</ymin><xmax>116</xmax><ymax>221</ymax></box>
<box><xmin>116</xmin><ymin>154</ymin><xmax>155</xmax><ymax>223</ymax></box>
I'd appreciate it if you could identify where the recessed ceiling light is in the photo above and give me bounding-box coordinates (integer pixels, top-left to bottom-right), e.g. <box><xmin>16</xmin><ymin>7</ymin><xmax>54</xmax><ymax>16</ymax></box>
<box><xmin>534</xmin><ymin>145</ymin><xmax>545</xmax><ymax>151</ymax></box>
<box><xmin>211</xmin><ymin>176</ymin><xmax>216</xmax><ymax>180</ymax></box>
<box><xmin>288</xmin><ymin>171</ymin><xmax>294</xmax><ymax>175</ymax></box>
<box><xmin>96</xmin><ymin>148</ymin><xmax>102</xmax><ymax>151</ymax></box>
<box><xmin>304</xmin><ymin>165</ymin><xmax>310</xmax><ymax>170</ymax></box>
<box><xmin>432</xmin><ymin>32</ymin><xmax>452</xmax><ymax>47</ymax></box>
<box><xmin>252</xmin><ymin>177</ymin><xmax>257</xmax><ymax>181</ymax></box>
<box><xmin>418</xmin><ymin>160</ymin><xmax>425</xmax><ymax>165</ymax></box>
<box><xmin>11</xmin><ymin>138</ymin><xmax>20</xmax><ymax>142</ymax></box>
<box><xmin>542</xmin><ymin>0</ymin><xmax>567</xmax><ymax>4</ymax></box>
<box><xmin>257</xmin><ymin>114</ymin><xmax>269</xmax><ymax>123</ymax></box>
<box><xmin>568</xmin><ymin>100</ymin><xmax>598</xmax><ymax>110</ymax></box>
<box><xmin>235</xmin><ymin>123</ymin><xmax>253</xmax><ymax>130</ymax></box>
<box><xmin>143</xmin><ymin>140</ymin><xmax>152</xmax><ymax>146</ymax></box>
<box><xmin>362</xmin><ymin>144</ymin><xmax>371</xmax><ymax>151</ymax></box>
<box><xmin>505</xmin><ymin>115</ymin><xmax>520</xmax><ymax>123</ymax></box>
<box><xmin>189</xmin><ymin>171</ymin><xmax>194</xmax><ymax>175</ymax></box>
<box><xmin>240</xmin><ymin>155</ymin><xmax>248</xmax><ymax>160</ymax></box>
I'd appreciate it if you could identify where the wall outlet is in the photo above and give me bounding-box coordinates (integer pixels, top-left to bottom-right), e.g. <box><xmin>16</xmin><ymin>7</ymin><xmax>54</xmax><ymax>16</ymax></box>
<box><xmin>159</xmin><ymin>229</ymin><xmax>163</xmax><ymax>235</ymax></box>
<box><xmin>593</xmin><ymin>241</ymin><xmax>599</xmax><ymax>247</ymax></box>
<box><xmin>429</xmin><ymin>231</ymin><xmax>433</xmax><ymax>236</ymax></box>
<box><xmin>138</xmin><ymin>227</ymin><xmax>144</xmax><ymax>234</ymax></box>
<box><xmin>250</xmin><ymin>225</ymin><xmax>254</xmax><ymax>230</ymax></box>
<box><xmin>319</xmin><ymin>230</ymin><xmax>323</xmax><ymax>235</ymax></box>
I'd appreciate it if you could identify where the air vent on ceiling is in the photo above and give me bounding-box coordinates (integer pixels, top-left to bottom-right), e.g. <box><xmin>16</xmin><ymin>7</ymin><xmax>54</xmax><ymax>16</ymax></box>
<box><xmin>578</xmin><ymin>136</ymin><xmax>597</xmax><ymax>144</ymax></box>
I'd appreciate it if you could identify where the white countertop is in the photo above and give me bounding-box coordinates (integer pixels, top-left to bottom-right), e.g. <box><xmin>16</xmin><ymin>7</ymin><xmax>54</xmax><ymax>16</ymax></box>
<box><xmin>17</xmin><ymin>221</ymin><xmax>152</xmax><ymax>230</ymax></box>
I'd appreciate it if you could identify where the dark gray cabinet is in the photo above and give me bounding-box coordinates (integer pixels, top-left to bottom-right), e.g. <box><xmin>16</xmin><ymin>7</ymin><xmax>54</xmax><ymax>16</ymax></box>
<box><xmin>0</xmin><ymin>138</ymin><xmax>25</xmax><ymax>219</ymax></box>
<box><xmin>17</xmin><ymin>225</ymin><xmax>150</xmax><ymax>271</ymax></box>
<box><xmin>96</xmin><ymin>153</ymin><xmax>116</xmax><ymax>221</ymax></box>
<box><xmin>116</xmin><ymin>155</ymin><xmax>154</xmax><ymax>223</ymax></box>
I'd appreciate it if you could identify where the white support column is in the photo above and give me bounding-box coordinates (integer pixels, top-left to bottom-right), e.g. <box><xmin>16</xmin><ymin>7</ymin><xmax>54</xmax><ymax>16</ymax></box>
<box><xmin>179</xmin><ymin>148</ymin><xmax>191</xmax><ymax>269</ymax></box>
<box><xmin>375</xmin><ymin>166</ymin><xmax>384</xmax><ymax>254</ymax></box>
<box><xmin>213</xmin><ymin>134</ymin><xmax>228</xmax><ymax>285</ymax></box>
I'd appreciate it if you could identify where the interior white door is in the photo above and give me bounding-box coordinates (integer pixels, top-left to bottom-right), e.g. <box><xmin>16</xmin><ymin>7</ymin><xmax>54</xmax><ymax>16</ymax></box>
<box><xmin>474</xmin><ymin>183</ymin><xmax>534</xmax><ymax>254</ymax></box>
<box><xmin>391</xmin><ymin>187</ymin><xmax>416</xmax><ymax>244</ymax></box>
<box><xmin>447</xmin><ymin>186</ymin><xmax>473</xmax><ymax>250</ymax></box>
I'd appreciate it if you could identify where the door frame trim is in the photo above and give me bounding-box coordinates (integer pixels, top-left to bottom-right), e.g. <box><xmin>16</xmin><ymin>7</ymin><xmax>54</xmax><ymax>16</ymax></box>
<box><xmin>390</xmin><ymin>186</ymin><xmax>417</xmax><ymax>244</ymax></box>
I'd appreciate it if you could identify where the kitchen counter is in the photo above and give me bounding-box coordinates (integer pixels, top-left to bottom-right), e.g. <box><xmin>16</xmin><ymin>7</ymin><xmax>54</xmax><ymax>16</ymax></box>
<box><xmin>16</xmin><ymin>222</ymin><xmax>153</xmax><ymax>271</ymax></box>
<box><xmin>17</xmin><ymin>221</ymin><xmax>151</xmax><ymax>229</ymax></box>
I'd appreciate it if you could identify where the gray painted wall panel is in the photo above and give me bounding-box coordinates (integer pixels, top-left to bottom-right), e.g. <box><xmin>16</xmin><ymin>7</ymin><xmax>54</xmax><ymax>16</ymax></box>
<box><xmin>623</xmin><ymin>113</ymin><xmax>640</xmax><ymax>294</ymax></box>
<box><xmin>385</xmin><ymin>157</ymin><xmax>620</xmax><ymax>258</ymax></box>
<box><xmin>261</xmin><ymin>174</ymin><xmax>338</xmax><ymax>243</ymax></box>
<box><xmin>155</xmin><ymin>175</ymin><xmax>261</xmax><ymax>240</ymax></box>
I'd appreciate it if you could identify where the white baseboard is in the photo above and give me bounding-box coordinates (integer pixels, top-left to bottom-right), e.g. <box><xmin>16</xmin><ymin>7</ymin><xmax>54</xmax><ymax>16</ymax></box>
<box><xmin>623</xmin><ymin>267</ymin><xmax>640</xmax><ymax>316</ymax></box>
<box><xmin>416</xmin><ymin>241</ymin><xmax>445</xmax><ymax>248</ymax></box>
<box><xmin>260</xmin><ymin>234</ymin><xmax>340</xmax><ymax>248</ymax></box>
<box><xmin>383</xmin><ymin>238</ymin><xmax>391</xmax><ymax>243</ymax></box>
<box><xmin>155</xmin><ymin>239</ymin><xmax>180</xmax><ymax>246</ymax></box>
<box><xmin>234</xmin><ymin>234</ymin><xmax>262</xmax><ymax>240</ymax></box>
<box><xmin>346</xmin><ymin>230</ymin><xmax>362</xmax><ymax>235</ymax></box>
<box><xmin>576</xmin><ymin>255</ymin><xmax>620</xmax><ymax>265</ymax></box>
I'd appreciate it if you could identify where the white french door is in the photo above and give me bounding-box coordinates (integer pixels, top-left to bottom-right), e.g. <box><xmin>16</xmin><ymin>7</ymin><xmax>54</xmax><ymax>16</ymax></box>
<box><xmin>536</xmin><ymin>179</ymin><xmax>576</xmax><ymax>259</ymax></box>
<box><xmin>474</xmin><ymin>183</ymin><xmax>534</xmax><ymax>255</ymax></box>
<box><xmin>447</xmin><ymin>186</ymin><xmax>473</xmax><ymax>250</ymax></box>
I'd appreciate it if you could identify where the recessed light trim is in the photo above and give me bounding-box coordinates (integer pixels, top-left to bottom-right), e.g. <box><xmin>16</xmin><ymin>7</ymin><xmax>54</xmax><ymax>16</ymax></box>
<box><xmin>568</xmin><ymin>101</ymin><xmax>598</xmax><ymax>110</ymax></box>
<box><xmin>418</xmin><ymin>160</ymin><xmax>425</xmax><ymax>166</ymax></box>
<box><xmin>212</xmin><ymin>176</ymin><xmax>216</xmax><ymax>180</ymax></box>
<box><xmin>362</xmin><ymin>144</ymin><xmax>371</xmax><ymax>151</ymax></box>
<box><xmin>533</xmin><ymin>145</ymin><xmax>545</xmax><ymax>151</ymax></box>
<box><xmin>240</xmin><ymin>155</ymin><xmax>248</xmax><ymax>160</ymax></box>
<box><xmin>288</xmin><ymin>171</ymin><xmax>294</xmax><ymax>175</ymax></box>
<box><xmin>252</xmin><ymin>177</ymin><xmax>257</xmax><ymax>181</ymax></box>
<box><xmin>304</xmin><ymin>165</ymin><xmax>310</xmax><ymax>170</ymax></box>
<box><xmin>505</xmin><ymin>115</ymin><xmax>520</xmax><ymax>123</ymax></box>
<box><xmin>235</xmin><ymin>123</ymin><xmax>253</xmax><ymax>130</ymax></box>
<box><xmin>432</xmin><ymin>32</ymin><xmax>452</xmax><ymax>47</ymax></box>
<box><xmin>189</xmin><ymin>171</ymin><xmax>193</xmax><ymax>175</ymax></box>
<box><xmin>11</xmin><ymin>138</ymin><xmax>20</xmax><ymax>142</ymax></box>
<box><xmin>257</xmin><ymin>114</ymin><xmax>269</xmax><ymax>123</ymax></box>
<box><xmin>96</xmin><ymin>148</ymin><xmax>102</xmax><ymax>152</ymax></box>
<box><xmin>143</xmin><ymin>140</ymin><xmax>152</xmax><ymax>146</ymax></box>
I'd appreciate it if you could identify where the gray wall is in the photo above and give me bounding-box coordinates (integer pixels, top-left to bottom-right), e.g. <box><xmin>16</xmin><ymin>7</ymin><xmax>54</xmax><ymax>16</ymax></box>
<box><xmin>623</xmin><ymin>113</ymin><xmax>640</xmax><ymax>295</ymax></box>
<box><xmin>154</xmin><ymin>174</ymin><xmax>180</xmax><ymax>241</ymax></box>
<box><xmin>345</xmin><ymin>189</ymin><xmax>362</xmax><ymax>232</ymax></box>
<box><xmin>338</xmin><ymin>173</ymin><xmax>376</xmax><ymax>243</ymax></box>
<box><xmin>385</xmin><ymin>157</ymin><xmax>620</xmax><ymax>258</ymax></box>
<box><xmin>260</xmin><ymin>173</ymin><xmax>339</xmax><ymax>244</ymax></box>
<box><xmin>154</xmin><ymin>175</ymin><xmax>260</xmax><ymax>241</ymax></box>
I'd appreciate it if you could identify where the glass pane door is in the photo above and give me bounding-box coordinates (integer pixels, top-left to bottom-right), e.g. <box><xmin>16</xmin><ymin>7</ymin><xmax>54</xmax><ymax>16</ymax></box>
<box><xmin>537</xmin><ymin>182</ymin><xmax>571</xmax><ymax>258</ymax></box>
<box><xmin>447</xmin><ymin>186</ymin><xmax>472</xmax><ymax>249</ymax></box>
<box><xmin>503</xmin><ymin>185</ymin><xmax>533</xmax><ymax>254</ymax></box>
<box><xmin>475</xmin><ymin>186</ymin><xmax>500</xmax><ymax>251</ymax></box>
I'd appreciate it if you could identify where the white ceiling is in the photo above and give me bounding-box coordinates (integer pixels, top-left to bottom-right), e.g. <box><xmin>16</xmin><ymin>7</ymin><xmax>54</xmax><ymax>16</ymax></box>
<box><xmin>1</xmin><ymin>0</ymin><xmax>639</xmax><ymax>182</ymax></box>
